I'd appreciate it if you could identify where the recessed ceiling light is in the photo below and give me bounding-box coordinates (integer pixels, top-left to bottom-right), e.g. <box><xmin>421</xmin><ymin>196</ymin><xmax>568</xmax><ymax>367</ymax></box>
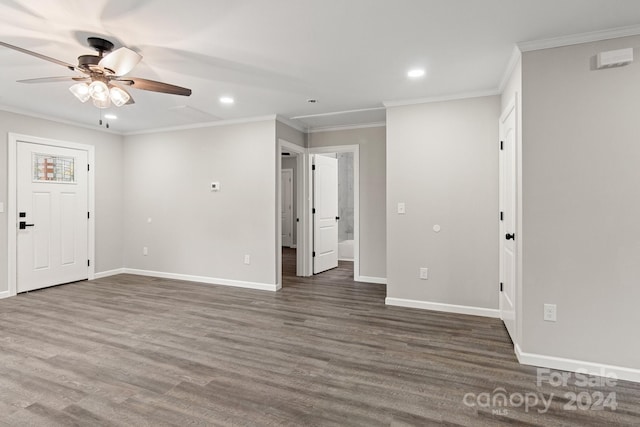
<box><xmin>104</xmin><ymin>114</ymin><xmax>117</xmax><ymax>119</ymax></box>
<box><xmin>407</xmin><ymin>69</ymin><xmax>425</xmax><ymax>78</ymax></box>
<box><xmin>220</xmin><ymin>96</ymin><xmax>234</xmax><ymax>104</ymax></box>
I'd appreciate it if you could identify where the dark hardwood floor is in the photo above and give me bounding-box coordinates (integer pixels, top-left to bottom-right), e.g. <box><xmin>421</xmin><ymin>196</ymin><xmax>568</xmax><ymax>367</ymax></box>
<box><xmin>0</xmin><ymin>249</ymin><xmax>638</xmax><ymax>426</ymax></box>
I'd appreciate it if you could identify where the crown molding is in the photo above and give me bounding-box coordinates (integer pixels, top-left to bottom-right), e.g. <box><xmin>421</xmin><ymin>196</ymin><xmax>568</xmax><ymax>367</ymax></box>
<box><xmin>123</xmin><ymin>114</ymin><xmax>278</xmax><ymax>136</ymax></box>
<box><xmin>383</xmin><ymin>89</ymin><xmax>500</xmax><ymax>108</ymax></box>
<box><xmin>498</xmin><ymin>46</ymin><xmax>522</xmax><ymax>93</ymax></box>
<box><xmin>276</xmin><ymin>115</ymin><xmax>308</xmax><ymax>133</ymax></box>
<box><xmin>308</xmin><ymin>121</ymin><xmax>386</xmax><ymax>134</ymax></box>
<box><xmin>290</xmin><ymin>106</ymin><xmax>385</xmax><ymax>120</ymax></box>
<box><xmin>518</xmin><ymin>24</ymin><xmax>640</xmax><ymax>52</ymax></box>
<box><xmin>0</xmin><ymin>104</ymin><xmax>123</xmax><ymax>135</ymax></box>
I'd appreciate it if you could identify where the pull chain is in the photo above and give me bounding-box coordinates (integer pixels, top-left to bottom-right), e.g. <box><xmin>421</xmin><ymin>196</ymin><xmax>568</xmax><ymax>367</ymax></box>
<box><xmin>97</xmin><ymin>109</ymin><xmax>110</xmax><ymax>129</ymax></box>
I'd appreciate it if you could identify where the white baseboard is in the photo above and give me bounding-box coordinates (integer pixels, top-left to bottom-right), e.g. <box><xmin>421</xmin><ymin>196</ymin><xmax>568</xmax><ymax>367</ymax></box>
<box><xmin>356</xmin><ymin>275</ymin><xmax>387</xmax><ymax>284</ymax></box>
<box><xmin>339</xmin><ymin>257</ymin><xmax>354</xmax><ymax>262</ymax></box>
<box><xmin>94</xmin><ymin>268</ymin><xmax>125</xmax><ymax>279</ymax></box>
<box><xmin>123</xmin><ymin>268</ymin><xmax>278</xmax><ymax>292</ymax></box>
<box><xmin>515</xmin><ymin>344</ymin><xmax>640</xmax><ymax>384</ymax></box>
<box><xmin>385</xmin><ymin>297</ymin><xmax>500</xmax><ymax>318</ymax></box>
<box><xmin>0</xmin><ymin>290</ymin><xmax>10</xmax><ymax>300</ymax></box>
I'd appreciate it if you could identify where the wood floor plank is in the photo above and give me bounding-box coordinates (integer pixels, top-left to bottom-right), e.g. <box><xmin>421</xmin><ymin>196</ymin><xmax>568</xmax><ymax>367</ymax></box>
<box><xmin>0</xmin><ymin>248</ymin><xmax>637</xmax><ymax>426</ymax></box>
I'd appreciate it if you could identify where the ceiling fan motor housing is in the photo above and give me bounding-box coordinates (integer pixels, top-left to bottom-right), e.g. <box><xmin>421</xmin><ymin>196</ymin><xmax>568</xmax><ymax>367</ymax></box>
<box><xmin>77</xmin><ymin>54</ymin><xmax>110</xmax><ymax>74</ymax></box>
<box><xmin>87</xmin><ymin>37</ymin><xmax>114</xmax><ymax>54</ymax></box>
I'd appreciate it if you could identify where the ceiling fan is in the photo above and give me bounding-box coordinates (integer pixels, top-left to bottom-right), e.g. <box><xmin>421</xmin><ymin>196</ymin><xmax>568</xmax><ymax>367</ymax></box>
<box><xmin>0</xmin><ymin>37</ymin><xmax>192</xmax><ymax>108</ymax></box>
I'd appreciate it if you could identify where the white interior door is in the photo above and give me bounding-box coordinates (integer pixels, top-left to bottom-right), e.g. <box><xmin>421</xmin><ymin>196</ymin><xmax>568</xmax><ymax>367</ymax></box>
<box><xmin>281</xmin><ymin>168</ymin><xmax>293</xmax><ymax>247</ymax></box>
<box><xmin>499</xmin><ymin>99</ymin><xmax>517</xmax><ymax>342</ymax></box>
<box><xmin>17</xmin><ymin>142</ymin><xmax>89</xmax><ymax>292</ymax></box>
<box><xmin>313</xmin><ymin>155</ymin><xmax>339</xmax><ymax>274</ymax></box>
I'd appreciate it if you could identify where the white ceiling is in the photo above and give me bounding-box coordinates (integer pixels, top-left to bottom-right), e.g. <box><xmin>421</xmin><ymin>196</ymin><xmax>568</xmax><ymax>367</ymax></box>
<box><xmin>1</xmin><ymin>0</ymin><xmax>640</xmax><ymax>133</ymax></box>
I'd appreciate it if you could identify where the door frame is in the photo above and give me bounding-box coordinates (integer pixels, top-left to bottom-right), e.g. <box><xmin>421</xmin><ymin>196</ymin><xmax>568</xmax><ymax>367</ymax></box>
<box><xmin>307</xmin><ymin>145</ymin><xmax>360</xmax><ymax>280</ymax></box>
<box><xmin>499</xmin><ymin>95</ymin><xmax>520</xmax><ymax>345</ymax></box>
<box><xmin>7</xmin><ymin>133</ymin><xmax>95</xmax><ymax>297</ymax></box>
<box><xmin>277</xmin><ymin>139</ymin><xmax>307</xmax><ymax>286</ymax></box>
<box><xmin>281</xmin><ymin>168</ymin><xmax>294</xmax><ymax>248</ymax></box>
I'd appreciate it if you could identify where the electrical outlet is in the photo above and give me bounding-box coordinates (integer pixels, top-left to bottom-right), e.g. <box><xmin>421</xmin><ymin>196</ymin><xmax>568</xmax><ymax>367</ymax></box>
<box><xmin>397</xmin><ymin>202</ymin><xmax>406</xmax><ymax>214</ymax></box>
<box><xmin>419</xmin><ymin>267</ymin><xmax>428</xmax><ymax>280</ymax></box>
<box><xmin>544</xmin><ymin>304</ymin><xmax>557</xmax><ymax>322</ymax></box>
<box><xmin>143</xmin><ymin>246</ymin><xmax>148</xmax><ymax>256</ymax></box>
<box><xmin>244</xmin><ymin>254</ymin><xmax>250</xmax><ymax>265</ymax></box>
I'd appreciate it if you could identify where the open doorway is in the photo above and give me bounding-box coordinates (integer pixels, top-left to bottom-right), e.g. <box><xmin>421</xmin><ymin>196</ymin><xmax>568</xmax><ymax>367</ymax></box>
<box><xmin>281</xmin><ymin>153</ymin><xmax>297</xmax><ymax>279</ymax></box>
<box><xmin>277</xmin><ymin>139</ymin><xmax>307</xmax><ymax>288</ymax></box>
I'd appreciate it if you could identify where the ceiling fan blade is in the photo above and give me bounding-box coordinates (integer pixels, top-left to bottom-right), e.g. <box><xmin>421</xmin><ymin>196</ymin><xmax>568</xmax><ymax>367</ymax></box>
<box><xmin>99</xmin><ymin>47</ymin><xmax>142</xmax><ymax>76</ymax></box>
<box><xmin>115</xmin><ymin>77</ymin><xmax>192</xmax><ymax>96</ymax></box>
<box><xmin>17</xmin><ymin>76</ymin><xmax>88</xmax><ymax>84</ymax></box>
<box><xmin>0</xmin><ymin>40</ymin><xmax>76</xmax><ymax>71</ymax></box>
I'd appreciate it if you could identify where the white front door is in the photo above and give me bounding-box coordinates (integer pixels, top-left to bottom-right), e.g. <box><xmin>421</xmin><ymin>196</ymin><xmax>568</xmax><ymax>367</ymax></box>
<box><xmin>499</xmin><ymin>98</ymin><xmax>517</xmax><ymax>342</ymax></box>
<box><xmin>313</xmin><ymin>155</ymin><xmax>339</xmax><ymax>274</ymax></box>
<box><xmin>281</xmin><ymin>168</ymin><xmax>293</xmax><ymax>247</ymax></box>
<box><xmin>17</xmin><ymin>142</ymin><xmax>89</xmax><ymax>292</ymax></box>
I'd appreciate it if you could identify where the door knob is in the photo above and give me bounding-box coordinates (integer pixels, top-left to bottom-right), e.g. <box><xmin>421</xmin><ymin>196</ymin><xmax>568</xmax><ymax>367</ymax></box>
<box><xmin>505</xmin><ymin>233</ymin><xmax>515</xmax><ymax>240</ymax></box>
<box><xmin>19</xmin><ymin>221</ymin><xmax>35</xmax><ymax>230</ymax></box>
<box><xmin>336</xmin><ymin>216</ymin><xmax>340</xmax><ymax>220</ymax></box>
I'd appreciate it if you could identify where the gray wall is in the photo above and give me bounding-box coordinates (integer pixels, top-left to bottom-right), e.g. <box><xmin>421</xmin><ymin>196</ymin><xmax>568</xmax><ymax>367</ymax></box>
<box><xmin>0</xmin><ymin>110</ymin><xmax>124</xmax><ymax>293</ymax></box>
<box><xmin>307</xmin><ymin>126</ymin><xmax>387</xmax><ymax>279</ymax></box>
<box><xmin>521</xmin><ymin>36</ymin><xmax>640</xmax><ymax>368</ymax></box>
<box><xmin>122</xmin><ymin>120</ymin><xmax>277</xmax><ymax>286</ymax></box>
<box><xmin>386</xmin><ymin>96</ymin><xmax>500</xmax><ymax>308</ymax></box>
<box><xmin>281</xmin><ymin>156</ymin><xmax>297</xmax><ymax>245</ymax></box>
<box><xmin>276</xmin><ymin>120</ymin><xmax>305</xmax><ymax>148</ymax></box>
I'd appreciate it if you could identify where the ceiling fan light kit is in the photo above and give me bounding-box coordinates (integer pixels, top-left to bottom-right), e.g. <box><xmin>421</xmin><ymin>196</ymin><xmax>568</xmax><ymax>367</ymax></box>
<box><xmin>69</xmin><ymin>82</ymin><xmax>90</xmax><ymax>102</ymax></box>
<box><xmin>109</xmin><ymin>86</ymin><xmax>130</xmax><ymax>107</ymax></box>
<box><xmin>89</xmin><ymin>80</ymin><xmax>109</xmax><ymax>101</ymax></box>
<box><xmin>0</xmin><ymin>36</ymin><xmax>192</xmax><ymax>113</ymax></box>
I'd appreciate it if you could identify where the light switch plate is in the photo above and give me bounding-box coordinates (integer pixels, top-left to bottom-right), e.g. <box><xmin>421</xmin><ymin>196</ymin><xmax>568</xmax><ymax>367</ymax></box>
<box><xmin>544</xmin><ymin>304</ymin><xmax>557</xmax><ymax>322</ymax></box>
<box><xmin>397</xmin><ymin>202</ymin><xmax>405</xmax><ymax>214</ymax></box>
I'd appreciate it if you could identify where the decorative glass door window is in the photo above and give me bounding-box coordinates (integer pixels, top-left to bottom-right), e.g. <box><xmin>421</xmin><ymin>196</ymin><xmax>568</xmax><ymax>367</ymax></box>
<box><xmin>33</xmin><ymin>153</ymin><xmax>75</xmax><ymax>183</ymax></box>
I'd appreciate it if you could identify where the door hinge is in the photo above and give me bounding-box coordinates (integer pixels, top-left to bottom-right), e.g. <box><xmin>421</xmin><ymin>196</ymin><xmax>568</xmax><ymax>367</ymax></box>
<box><xmin>312</xmin><ymin>208</ymin><xmax>316</xmax><ymax>214</ymax></box>
<box><xmin>312</xmin><ymin>165</ymin><xmax>316</xmax><ymax>171</ymax></box>
<box><xmin>87</xmin><ymin>164</ymin><xmax>90</xmax><ymax>171</ymax></box>
<box><xmin>87</xmin><ymin>259</ymin><xmax>90</xmax><ymax>267</ymax></box>
<box><xmin>87</xmin><ymin>211</ymin><xmax>90</xmax><ymax>219</ymax></box>
<box><xmin>500</xmin><ymin>211</ymin><xmax>504</xmax><ymax>221</ymax></box>
<box><xmin>500</xmin><ymin>282</ymin><xmax>503</xmax><ymax>292</ymax></box>
<box><xmin>313</xmin><ymin>251</ymin><xmax>316</xmax><ymax>257</ymax></box>
<box><xmin>500</xmin><ymin>140</ymin><xmax>504</xmax><ymax>150</ymax></box>
<box><xmin>296</xmin><ymin>218</ymin><xmax>299</xmax><ymax>222</ymax></box>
